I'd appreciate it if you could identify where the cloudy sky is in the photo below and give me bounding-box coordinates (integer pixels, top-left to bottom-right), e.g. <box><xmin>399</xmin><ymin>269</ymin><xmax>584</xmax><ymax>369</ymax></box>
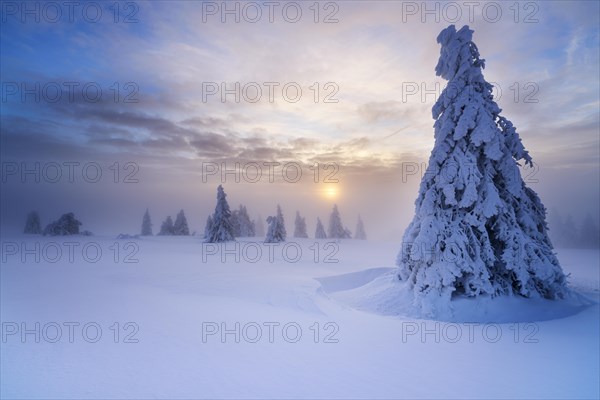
<box><xmin>1</xmin><ymin>0</ymin><xmax>598</xmax><ymax>238</ymax></box>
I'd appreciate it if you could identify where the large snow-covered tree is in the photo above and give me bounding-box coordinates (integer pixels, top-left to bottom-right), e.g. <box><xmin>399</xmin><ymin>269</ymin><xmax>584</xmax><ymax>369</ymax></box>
<box><xmin>315</xmin><ymin>218</ymin><xmax>327</xmax><ymax>239</ymax></box>
<box><xmin>206</xmin><ymin>185</ymin><xmax>235</xmax><ymax>243</ymax></box>
<box><xmin>355</xmin><ymin>215</ymin><xmax>367</xmax><ymax>240</ymax></box>
<box><xmin>24</xmin><ymin>211</ymin><xmax>42</xmax><ymax>234</ymax></box>
<box><xmin>158</xmin><ymin>216</ymin><xmax>174</xmax><ymax>235</ymax></box>
<box><xmin>173</xmin><ymin>209</ymin><xmax>190</xmax><ymax>236</ymax></box>
<box><xmin>397</xmin><ymin>25</ymin><xmax>567</xmax><ymax>311</ymax></box>
<box><xmin>141</xmin><ymin>209</ymin><xmax>153</xmax><ymax>236</ymax></box>
<box><xmin>293</xmin><ymin>211</ymin><xmax>308</xmax><ymax>238</ymax></box>
<box><xmin>328</xmin><ymin>205</ymin><xmax>351</xmax><ymax>239</ymax></box>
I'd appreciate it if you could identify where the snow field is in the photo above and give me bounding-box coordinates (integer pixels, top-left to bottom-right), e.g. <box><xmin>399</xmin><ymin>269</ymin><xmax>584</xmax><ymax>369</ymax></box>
<box><xmin>1</xmin><ymin>236</ymin><xmax>598</xmax><ymax>398</ymax></box>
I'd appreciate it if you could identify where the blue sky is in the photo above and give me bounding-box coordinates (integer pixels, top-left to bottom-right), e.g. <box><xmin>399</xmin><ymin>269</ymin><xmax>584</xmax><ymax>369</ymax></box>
<box><xmin>1</xmin><ymin>1</ymin><xmax>598</xmax><ymax>238</ymax></box>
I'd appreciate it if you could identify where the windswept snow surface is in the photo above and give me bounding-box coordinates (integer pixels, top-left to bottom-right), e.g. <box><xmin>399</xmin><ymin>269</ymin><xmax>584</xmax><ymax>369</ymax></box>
<box><xmin>1</xmin><ymin>236</ymin><xmax>598</xmax><ymax>399</ymax></box>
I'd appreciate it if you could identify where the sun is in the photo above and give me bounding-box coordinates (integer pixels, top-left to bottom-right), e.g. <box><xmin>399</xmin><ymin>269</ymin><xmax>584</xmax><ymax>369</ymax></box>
<box><xmin>320</xmin><ymin>185</ymin><xmax>339</xmax><ymax>200</ymax></box>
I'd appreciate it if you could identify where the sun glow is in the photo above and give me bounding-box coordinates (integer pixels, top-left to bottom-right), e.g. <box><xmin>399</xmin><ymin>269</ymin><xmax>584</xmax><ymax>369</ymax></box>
<box><xmin>320</xmin><ymin>185</ymin><xmax>339</xmax><ymax>200</ymax></box>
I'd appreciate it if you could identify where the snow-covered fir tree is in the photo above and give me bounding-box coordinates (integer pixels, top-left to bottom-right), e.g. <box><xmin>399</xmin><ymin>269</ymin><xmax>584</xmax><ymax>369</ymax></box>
<box><xmin>43</xmin><ymin>213</ymin><xmax>82</xmax><ymax>236</ymax></box>
<box><xmin>579</xmin><ymin>213</ymin><xmax>600</xmax><ymax>249</ymax></box>
<box><xmin>158</xmin><ymin>216</ymin><xmax>174</xmax><ymax>235</ymax></box>
<box><xmin>24</xmin><ymin>211</ymin><xmax>42</xmax><ymax>234</ymax></box>
<box><xmin>265</xmin><ymin>205</ymin><xmax>286</xmax><ymax>243</ymax></box>
<box><xmin>204</xmin><ymin>215</ymin><xmax>213</xmax><ymax>239</ymax></box>
<box><xmin>173</xmin><ymin>209</ymin><xmax>190</xmax><ymax>235</ymax></box>
<box><xmin>397</xmin><ymin>25</ymin><xmax>567</xmax><ymax>312</ymax></box>
<box><xmin>255</xmin><ymin>215</ymin><xmax>265</xmax><ymax>237</ymax></box>
<box><xmin>276</xmin><ymin>205</ymin><xmax>286</xmax><ymax>238</ymax></box>
<box><xmin>206</xmin><ymin>185</ymin><xmax>235</xmax><ymax>242</ymax></box>
<box><xmin>141</xmin><ymin>209</ymin><xmax>153</xmax><ymax>236</ymax></box>
<box><xmin>293</xmin><ymin>211</ymin><xmax>308</xmax><ymax>238</ymax></box>
<box><xmin>355</xmin><ymin>215</ymin><xmax>367</xmax><ymax>240</ymax></box>
<box><xmin>237</xmin><ymin>205</ymin><xmax>255</xmax><ymax>237</ymax></box>
<box><xmin>265</xmin><ymin>217</ymin><xmax>285</xmax><ymax>243</ymax></box>
<box><xmin>230</xmin><ymin>209</ymin><xmax>241</xmax><ymax>237</ymax></box>
<box><xmin>328</xmin><ymin>204</ymin><xmax>351</xmax><ymax>239</ymax></box>
<box><xmin>315</xmin><ymin>218</ymin><xmax>327</xmax><ymax>239</ymax></box>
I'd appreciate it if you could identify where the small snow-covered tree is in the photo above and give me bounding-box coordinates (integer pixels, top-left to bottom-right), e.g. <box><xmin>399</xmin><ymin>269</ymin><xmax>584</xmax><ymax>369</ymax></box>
<box><xmin>206</xmin><ymin>185</ymin><xmax>235</xmax><ymax>242</ymax></box>
<box><xmin>397</xmin><ymin>25</ymin><xmax>567</xmax><ymax>312</ymax></box>
<box><xmin>293</xmin><ymin>211</ymin><xmax>308</xmax><ymax>238</ymax></box>
<box><xmin>276</xmin><ymin>205</ymin><xmax>286</xmax><ymax>238</ymax></box>
<box><xmin>230</xmin><ymin>209</ymin><xmax>241</xmax><ymax>237</ymax></box>
<box><xmin>24</xmin><ymin>211</ymin><xmax>42</xmax><ymax>234</ymax></box>
<box><xmin>237</xmin><ymin>205</ymin><xmax>255</xmax><ymax>237</ymax></box>
<box><xmin>265</xmin><ymin>217</ymin><xmax>285</xmax><ymax>243</ymax></box>
<box><xmin>141</xmin><ymin>209</ymin><xmax>153</xmax><ymax>236</ymax></box>
<box><xmin>315</xmin><ymin>218</ymin><xmax>327</xmax><ymax>239</ymax></box>
<box><xmin>255</xmin><ymin>215</ymin><xmax>265</xmax><ymax>237</ymax></box>
<box><xmin>43</xmin><ymin>213</ymin><xmax>82</xmax><ymax>236</ymax></box>
<box><xmin>158</xmin><ymin>216</ymin><xmax>174</xmax><ymax>235</ymax></box>
<box><xmin>579</xmin><ymin>214</ymin><xmax>600</xmax><ymax>249</ymax></box>
<box><xmin>328</xmin><ymin>205</ymin><xmax>351</xmax><ymax>239</ymax></box>
<box><xmin>204</xmin><ymin>215</ymin><xmax>213</xmax><ymax>239</ymax></box>
<box><xmin>355</xmin><ymin>215</ymin><xmax>367</xmax><ymax>240</ymax></box>
<box><xmin>265</xmin><ymin>205</ymin><xmax>286</xmax><ymax>243</ymax></box>
<box><xmin>173</xmin><ymin>209</ymin><xmax>190</xmax><ymax>236</ymax></box>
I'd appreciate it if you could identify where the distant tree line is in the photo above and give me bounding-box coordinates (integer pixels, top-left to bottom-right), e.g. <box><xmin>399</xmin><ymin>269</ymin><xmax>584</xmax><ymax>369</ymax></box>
<box><xmin>23</xmin><ymin>185</ymin><xmax>369</xmax><ymax>243</ymax></box>
<box><xmin>203</xmin><ymin>185</ymin><xmax>367</xmax><ymax>243</ymax></box>
<box><xmin>24</xmin><ymin>211</ymin><xmax>92</xmax><ymax>236</ymax></box>
<box><xmin>548</xmin><ymin>210</ymin><xmax>600</xmax><ymax>249</ymax></box>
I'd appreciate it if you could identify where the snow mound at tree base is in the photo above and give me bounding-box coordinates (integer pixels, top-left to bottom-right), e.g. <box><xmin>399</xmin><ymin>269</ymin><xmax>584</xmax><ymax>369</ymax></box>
<box><xmin>318</xmin><ymin>268</ymin><xmax>594</xmax><ymax>323</ymax></box>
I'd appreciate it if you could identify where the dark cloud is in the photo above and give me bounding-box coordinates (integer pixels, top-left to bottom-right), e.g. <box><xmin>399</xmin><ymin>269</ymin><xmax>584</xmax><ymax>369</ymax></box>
<box><xmin>189</xmin><ymin>132</ymin><xmax>236</xmax><ymax>157</ymax></box>
<box><xmin>180</xmin><ymin>116</ymin><xmax>229</xmax><ymax>128</ymax></box>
